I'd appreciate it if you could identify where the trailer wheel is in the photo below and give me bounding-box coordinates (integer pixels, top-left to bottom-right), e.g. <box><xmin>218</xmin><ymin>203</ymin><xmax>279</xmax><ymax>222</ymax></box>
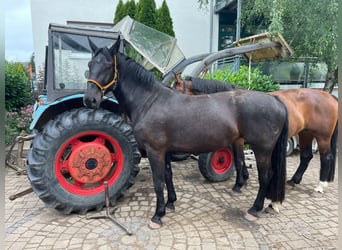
<box><xmin>27</xmin><ymin>108</ymin><xmax>141</xmax><ymax>214</ymax></box>
<box><xmin>286</xmin><ymin>138</ymin><xmax>294</xmax><ymax>156</ymax></box>
<box><xmin>198</xmin><ymin>147</ymin><xmax>235</xmax><ymax>182</ymax></box>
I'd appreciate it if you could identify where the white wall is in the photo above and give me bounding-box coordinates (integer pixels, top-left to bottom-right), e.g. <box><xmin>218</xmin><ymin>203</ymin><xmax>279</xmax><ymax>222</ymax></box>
<box><xmin>31</xmin><ymin>0</ymin><xmax>217</xmax><ymax>70</ymax></box>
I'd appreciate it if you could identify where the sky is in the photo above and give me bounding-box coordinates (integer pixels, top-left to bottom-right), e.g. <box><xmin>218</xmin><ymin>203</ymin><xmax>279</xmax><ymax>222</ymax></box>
<box><xmin>5</xmin><ymin>0</ymin><xmax>33</xmax><ymax>62</ymax></box>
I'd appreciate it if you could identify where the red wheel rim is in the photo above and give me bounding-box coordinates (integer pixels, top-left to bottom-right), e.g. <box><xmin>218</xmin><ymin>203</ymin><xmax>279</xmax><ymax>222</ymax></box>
<box><xmin>211</xmin><ymin>148</ymin><xmax>233</xmax><ymax>175</ymax></box>
<box><xmin>55</xmin><ymin>131</ymin><xmax>124</xmax><ymax>196</ymax></box>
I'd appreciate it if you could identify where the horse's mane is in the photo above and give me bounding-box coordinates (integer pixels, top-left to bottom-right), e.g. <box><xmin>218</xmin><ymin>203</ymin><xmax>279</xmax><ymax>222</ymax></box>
<box><xmin>188</xmin><ymin>77</ymin><xmax>237</xmax><ymax>94</ymax></box>
<box><xmin>117</xmin><ymin>52</ymin><xmax>159</xmax><ymax>89</ymax></box>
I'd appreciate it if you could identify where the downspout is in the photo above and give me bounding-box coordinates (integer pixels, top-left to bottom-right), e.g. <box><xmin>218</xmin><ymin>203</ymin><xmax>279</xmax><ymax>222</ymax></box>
<box><xmin>209</xmin><ymin>0</ymin><xmax>214</xmax><ymax>53</ymax></box>
<box><xmin>234</xmin><ymin>0</ymin><xmax>242</xmax><ymax>71</ymax></box>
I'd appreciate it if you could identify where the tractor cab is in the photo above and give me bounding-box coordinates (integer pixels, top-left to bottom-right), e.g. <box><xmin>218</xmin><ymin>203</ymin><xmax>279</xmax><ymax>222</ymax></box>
<box><xmin>42</xmin><ymin>15</ymin><xmax>185</xmax><ymax>103</ymax></box>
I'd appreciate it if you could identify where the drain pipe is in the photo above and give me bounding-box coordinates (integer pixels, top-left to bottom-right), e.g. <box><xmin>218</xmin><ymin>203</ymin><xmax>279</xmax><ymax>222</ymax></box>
<box><xmin>234</xmin><ymin>0</ymin><xmax>242</xmax><ymax>71</ymax></box>
<box><xmin>209</xmin><ymin>0</ymin><xmax>214</xmax><ymax>53</ymax></box>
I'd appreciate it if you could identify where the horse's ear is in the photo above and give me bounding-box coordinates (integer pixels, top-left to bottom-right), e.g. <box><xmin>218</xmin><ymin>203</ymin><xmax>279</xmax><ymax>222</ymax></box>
<box><xmin>109</xmin><ymin>36</ymin><xmax>121</xmax><ymax>55</ymax></box>
<box><xmin>174</xmin><ymin>72</ymin><xmax>182</xmax><ymax>83</ymax></box>
<box><xmin>88</xmin><ymin>38</ymin><xmax>98</xmax><ymax>53</ymax></box>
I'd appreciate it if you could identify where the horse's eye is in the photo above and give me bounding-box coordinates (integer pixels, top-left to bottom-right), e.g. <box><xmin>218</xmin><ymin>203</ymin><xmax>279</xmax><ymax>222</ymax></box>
<box><xmin>105</xmin><ymin>62</ymin><xmax>113</xmax><ymax>68</ymax></box>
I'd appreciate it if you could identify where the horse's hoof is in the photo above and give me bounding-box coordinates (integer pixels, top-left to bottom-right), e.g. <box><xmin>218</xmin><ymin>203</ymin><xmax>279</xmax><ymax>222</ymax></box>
<box><xmin>311</xmin><ymin>191</ymin><xmax>324</xmax><ymax>198</ymax></box>
<box><xmin>166</xmin><ymin>206</ymin><xmax>175</xmax><ymax>213</ymax></box>
<box><xmin>244</xmin><ymin>211</ymin><xmax>258</xmax><ymax>221</ymax></box>
<box><xmin>148</xmin><ymin>220</ymin><xmax>162</xmax><ymax>230</ymax></box>
<box><xmin>286</xmin><ymin>180</ymin><xmax>296</xmax><ymax>187</ymax></box>
<box><xmin>264</xmin><ymin>205</ymin><xmax>279</xmax><ymax>215</ymax></box>
<box><xmin>232</xmin><ymin>186</ymin><xmax>242</xmax><ymax>193</ymax></box>
<box><xmin>166</xmin><ymin>202</ymin><xmax>175</xmax><ymax>212</ymax></box>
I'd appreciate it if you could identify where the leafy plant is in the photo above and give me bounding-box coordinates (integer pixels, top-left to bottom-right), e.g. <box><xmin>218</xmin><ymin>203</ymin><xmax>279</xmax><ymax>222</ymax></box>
<box><xmin>5</xmin><ymin>61</ymin><xmax>32</xmax><ymax>112</ymax></box>
<box><xmin>205</xmin><ymin>65</ymin><xmax>280</xmax><ymax>92</ymax></box>
<box><xmin>5</xmin><ymin>105</ymin><xmax>33</xmax><ymax>146</ymax></box>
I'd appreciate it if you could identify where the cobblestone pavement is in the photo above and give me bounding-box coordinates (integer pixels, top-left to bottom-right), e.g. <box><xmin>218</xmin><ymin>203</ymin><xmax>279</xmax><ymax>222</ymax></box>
<box><xmin>5</xmin><ymin>151</ymin><xmax>338</xmax><ymax>249</ymax></box>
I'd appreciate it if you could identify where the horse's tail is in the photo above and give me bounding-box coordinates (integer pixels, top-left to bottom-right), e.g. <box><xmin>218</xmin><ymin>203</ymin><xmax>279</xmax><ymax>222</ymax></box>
<box><xmin>325</xmin><ymin>119</ymin><xmax>338</xmax><ymax>181</ymax></box>
<box><xmin>325</xmin><ymin>95</ymin><xmax>338</xmax><ymax>182</ymax></box>
<box><xmin>266</xmin><ymin>98</ymin><xmax>288</xmax><ymax>203</ymax></box>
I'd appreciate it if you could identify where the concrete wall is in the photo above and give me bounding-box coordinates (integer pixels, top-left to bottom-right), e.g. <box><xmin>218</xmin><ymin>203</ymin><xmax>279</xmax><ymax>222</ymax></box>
<box><xmin>31</xmin><ymin>0</ymin><xmax>218</xmax><ymax>72</ymax></box>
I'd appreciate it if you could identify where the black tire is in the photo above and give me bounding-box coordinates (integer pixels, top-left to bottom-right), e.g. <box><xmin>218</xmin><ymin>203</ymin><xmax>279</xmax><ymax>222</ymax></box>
<box><xmin>286</xmin><ymin>138</ymin><xmax>294</xmax><ymax>156</ymax></box>
<box><xmin>198</xmin><ymin>147</ymin><xmax>235</xmax><ymax>182</ymax></box>
<box><xmin>27</xmin><ymin>108</ymin><xmax>141</xmax><ymax>214</ymax></box>
<box><xmin>170</xmin><ymin>153</ymin><xmax>191</xmax><ymax>162</ymax></box>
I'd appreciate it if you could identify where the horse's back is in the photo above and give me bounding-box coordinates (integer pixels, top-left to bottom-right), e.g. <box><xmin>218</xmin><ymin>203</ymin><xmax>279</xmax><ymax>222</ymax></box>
<box><xmin>271</xmin><ymin>88</ymin><xmax>338</xmax><ymax>136</ymax></box>
<box><xmin>218</xmin><ymin>90</ymin><xmax>288</xmax><ymax>147</ymax></box>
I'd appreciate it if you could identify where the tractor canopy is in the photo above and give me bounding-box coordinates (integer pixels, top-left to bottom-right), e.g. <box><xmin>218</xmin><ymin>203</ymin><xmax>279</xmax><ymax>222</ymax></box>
<box><xmin>114</xmin><ymin>15</ymin><xmax>185</xmax><ymax>74</ymax></box>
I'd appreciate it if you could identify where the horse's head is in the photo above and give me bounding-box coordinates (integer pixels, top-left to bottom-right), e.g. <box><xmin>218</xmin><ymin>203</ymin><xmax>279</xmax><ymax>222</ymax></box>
<box><xmin>172</xmin><ymin>73</ymin><xmax>195</xmax><ymax>95</ymax></box>
<box><xmin>83</xmin><ymin>38</ymin><xmax>120</xmax><ymax>109</ymax></box>
<box><xmin>172</xmin><ymin>73</ymin><xmax>184</xmax><ymax>93</ymax></box>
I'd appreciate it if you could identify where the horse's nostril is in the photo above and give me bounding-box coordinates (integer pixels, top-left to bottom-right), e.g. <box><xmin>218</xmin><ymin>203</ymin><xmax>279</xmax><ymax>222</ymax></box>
<box><xmin>83</xmin><ymin>97</ymin><xmax>97</xmax><ymax>109</ymax></box>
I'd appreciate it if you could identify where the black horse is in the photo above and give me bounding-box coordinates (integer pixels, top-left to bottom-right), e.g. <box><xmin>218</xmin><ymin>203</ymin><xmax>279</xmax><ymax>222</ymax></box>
<box><xmin>83</xmin><ymin>38</ymin><xmax>289</xmax><ymax>229</ymax></box>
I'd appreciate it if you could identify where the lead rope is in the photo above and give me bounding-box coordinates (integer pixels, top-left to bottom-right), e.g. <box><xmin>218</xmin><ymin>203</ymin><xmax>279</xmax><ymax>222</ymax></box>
<box><xmin>182</xmin><ymin>80</ymin><xmax>186</xmax><ymax>94</ymax></box>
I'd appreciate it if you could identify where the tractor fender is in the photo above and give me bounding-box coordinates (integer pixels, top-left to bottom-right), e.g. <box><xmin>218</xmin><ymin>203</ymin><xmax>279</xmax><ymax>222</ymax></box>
<box><xmin>30</xmin><ymin>94</ymin><xmax>121</xmax><ymax>131</ymax></box>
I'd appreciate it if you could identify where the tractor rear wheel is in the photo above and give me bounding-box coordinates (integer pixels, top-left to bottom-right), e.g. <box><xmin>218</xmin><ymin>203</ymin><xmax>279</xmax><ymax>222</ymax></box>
<box><xmin>27</xmin><ymin>108</ymin><xmax>141</xmax><ymax>214</ymax></box>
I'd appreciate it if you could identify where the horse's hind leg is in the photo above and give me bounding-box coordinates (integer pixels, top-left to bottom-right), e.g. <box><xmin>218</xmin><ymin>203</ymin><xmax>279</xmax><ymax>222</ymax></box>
<box><xmin>246</xmin><ymin>150</ymin><xmax>272</xmax><ymax>218</ymax></box>
<box><xmin>314</xmin><ymin>138</ymin><xmax>335</xmax><ymax>193</ymax></box>
<box><xmin>287</xmin><ymin>132</ymin><xmax>313</xmax><ymax>186</ymax></box>
<box><xmin>165</xmin><ymin>154</ymin><xmax>177</xmax><ymax>210</ymax></box>
<box><xmin>232</xmin><ymin>139</ymin><xmax>248</xmax><ymax>192</ymax></box>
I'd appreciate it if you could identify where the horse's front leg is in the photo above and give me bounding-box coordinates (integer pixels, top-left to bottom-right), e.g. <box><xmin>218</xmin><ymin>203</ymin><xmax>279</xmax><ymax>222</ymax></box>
<box><xmin>165</xmin><ymin>154</ymin><xmax>177</xmax><ymax>211</ymax></box>
<box><xmin>147</xmin><ymin>151</ymin><xmax>167</xmax><ymax>229</ymax></box>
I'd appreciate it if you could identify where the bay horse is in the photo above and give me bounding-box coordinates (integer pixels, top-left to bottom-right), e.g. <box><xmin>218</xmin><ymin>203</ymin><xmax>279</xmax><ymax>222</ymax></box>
<box><xmin>83</xmin><ymin>38</ymin><xmax>289</xmax><ymax>229</ymax></box>
<box><xmin>173</xmin><ymin>74</ymin><xmax>338</xmax><ymax>196</ymax></box>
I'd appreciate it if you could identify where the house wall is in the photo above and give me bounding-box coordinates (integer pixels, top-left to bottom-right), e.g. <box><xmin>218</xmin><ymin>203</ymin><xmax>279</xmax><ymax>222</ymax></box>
<box><xmin>31</xmin><ymin>0</ymin><xmax>219</xmax><ymax>73</ymax></box>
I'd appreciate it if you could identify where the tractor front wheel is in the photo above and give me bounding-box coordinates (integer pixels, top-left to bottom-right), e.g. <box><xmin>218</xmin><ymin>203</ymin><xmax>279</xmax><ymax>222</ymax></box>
<box><xmin>27</xmin><ymin>108</ymin><xmax>141</xmax><ymax>214</ymax></box>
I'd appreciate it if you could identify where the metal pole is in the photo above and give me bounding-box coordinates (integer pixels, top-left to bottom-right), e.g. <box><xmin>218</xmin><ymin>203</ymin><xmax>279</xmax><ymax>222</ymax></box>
<box><xmin>234</xmin><ymin>0</ymin><xmax>242</xmax><ymax>71</ymax></box>
<box><xmin>236</xmin><ymin>0</ymin><xmax>241</xmax><ymax>41</ymax></box>
<box><xmin>209</xmin><ymin>0</ymin><xmax>214</xmax><ymax>53</ymax></box>
<box><xmin>303</xmin><ymin>56</ymin><xmax>309</xmax><ymax>88</ymax></box>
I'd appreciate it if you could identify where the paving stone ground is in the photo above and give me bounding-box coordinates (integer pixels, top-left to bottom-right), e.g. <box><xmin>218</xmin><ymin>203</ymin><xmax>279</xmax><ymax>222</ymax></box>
<box><xmin>5</xmin><ymin>151</ymin><xmax>338</xmax><ymax>249</ymax></box>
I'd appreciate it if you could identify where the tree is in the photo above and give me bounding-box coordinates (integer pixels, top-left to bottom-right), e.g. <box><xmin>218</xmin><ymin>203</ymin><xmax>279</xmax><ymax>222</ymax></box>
<box><xmin>5</xmin><ymin>61</ymin><xmax>32</xmax><ymax>111</ymax></box>
<box><xmin>156</xmin><ymin>0</ymin><xmax>175</xmax><ymax>37</ymax></box>
<box><xmin>135</xmin><ymin>0</ymin><xmax>157</xmax><ymax>29</ymax></box>
<box><xmin>113</xmin><ymin>0</ymin><xmax>175</xmax><ymax>37</ymax></box>
<box><xmin>197</xmin><ymin>0</ymin><xmax>338</xmax><ymax>92</ymax></box>
<box><xmin>114</xmin><ymin>0</ymin><xmax>125</xmax><ymax>24</ymax></box>
<box><xmin>125</xmin><ymin>0</ymin><xmax>136</xmax><ymax>19</ymax></box>
<box><xmin>29</xmin><ymin>52</ymin><xmax>36</xmax><ymax>75</ymax></box>
<box><xmin>36</xmin><ymin>65</ymin><xmax>45</xmax><ymax>91</ymax></box>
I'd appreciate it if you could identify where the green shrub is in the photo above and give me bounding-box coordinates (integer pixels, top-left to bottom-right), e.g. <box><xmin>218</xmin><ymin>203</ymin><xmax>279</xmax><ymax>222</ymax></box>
<box><xmin>206</xmin><ymin>65</ymin><xmax>280</xmax><ymax>92</ymax></box>
<box><xmin>5</xmin><ymin>61</ymin><xmax>32</xmax><ymax>112</ymax></box>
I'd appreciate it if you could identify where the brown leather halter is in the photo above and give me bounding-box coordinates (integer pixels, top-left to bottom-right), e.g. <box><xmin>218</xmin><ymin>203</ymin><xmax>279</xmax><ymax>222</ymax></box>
<box><xmin>87</xmin><ymin>55</ymin><xmax>118</xmax><ymax>97</ymax></box>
